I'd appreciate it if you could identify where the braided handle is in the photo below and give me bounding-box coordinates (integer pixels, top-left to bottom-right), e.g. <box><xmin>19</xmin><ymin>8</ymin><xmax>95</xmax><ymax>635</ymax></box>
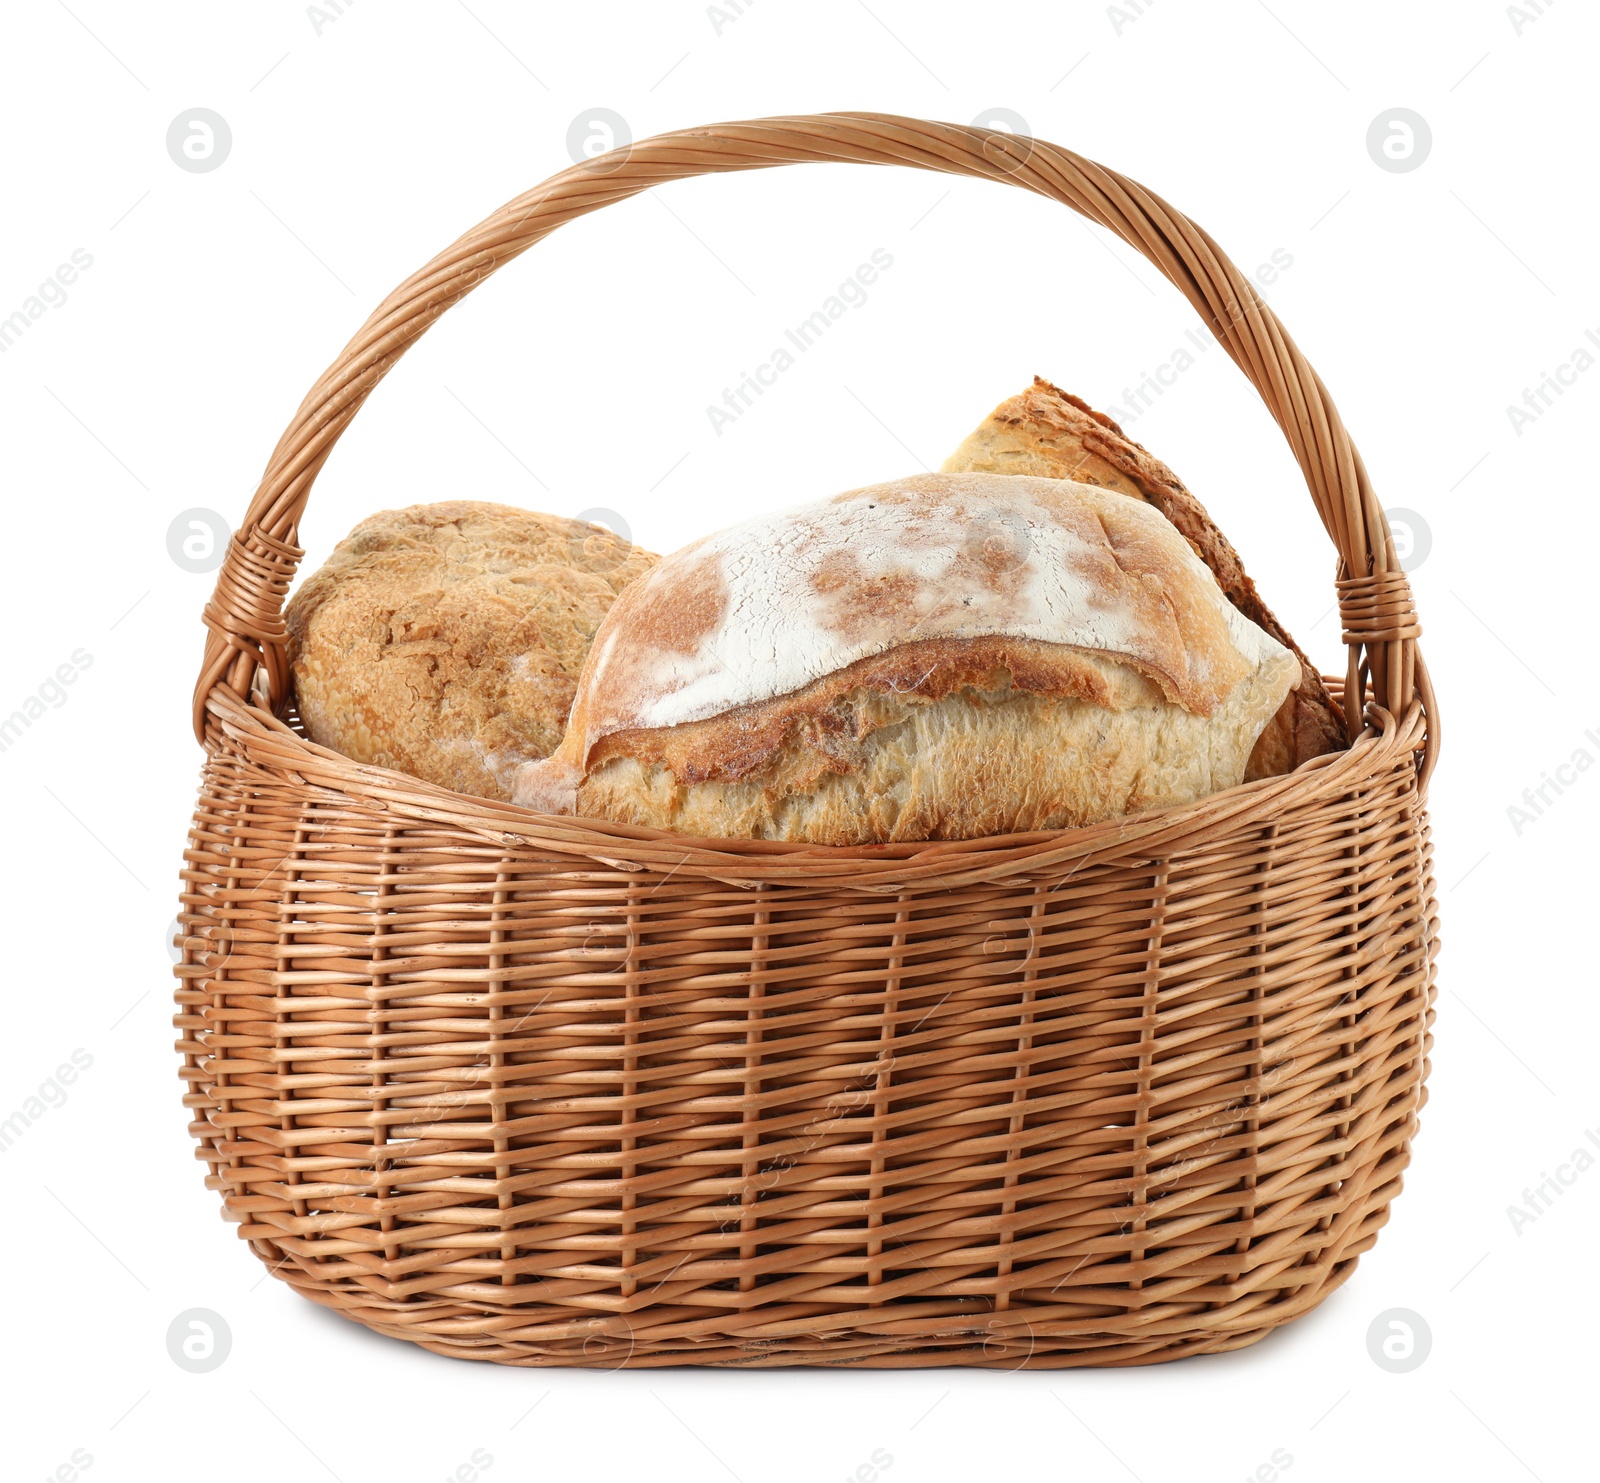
<box><xmin>194</xmin><ymin>111</ymin><xmax>1435</xmax><ymax>785</ymax></box>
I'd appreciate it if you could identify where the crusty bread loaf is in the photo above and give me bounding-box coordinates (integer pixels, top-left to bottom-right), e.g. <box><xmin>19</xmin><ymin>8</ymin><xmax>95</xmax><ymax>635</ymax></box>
<box><xmin>942</xmin><ymin>378</ymin><xmax>1346</xmax><ymax>778</ymax></box>
<box><xmin>286</xmin><ymin>501</ymin><xmax>656</xmax><ymax>800</ymax></box>
<box><xmin>513</xmin><ymin>473</ymin><xmax>1301</xmax><ymax>843</ymax></box>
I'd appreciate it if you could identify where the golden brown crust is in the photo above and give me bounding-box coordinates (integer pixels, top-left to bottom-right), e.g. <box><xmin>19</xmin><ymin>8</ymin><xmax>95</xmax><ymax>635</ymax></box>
<box><xmin>588</xmin><ymin>636</ymin><xmax>1146</xmax><ymax>784</ymax></box>
<box><xmin>576</xmin><ymin>645</ymin><xmax>1297</xmax><ymax>844</ymax></box>
<box><xmin>286</xmin><ymin>501</ymin><xmax>656</xmax><ymax>800</ymax></box>
<box><xmin>941</xmin><ymin>378</ymin><xmax>1347</xmax><ymax>776</ymax></box>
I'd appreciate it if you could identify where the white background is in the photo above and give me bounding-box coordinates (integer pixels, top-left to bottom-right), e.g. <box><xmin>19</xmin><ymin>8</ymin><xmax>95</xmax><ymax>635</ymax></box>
<box><xmin>1</xmin><ymin>2</ymin><xmax>1595</xmax><ymax>1479</ymax></box>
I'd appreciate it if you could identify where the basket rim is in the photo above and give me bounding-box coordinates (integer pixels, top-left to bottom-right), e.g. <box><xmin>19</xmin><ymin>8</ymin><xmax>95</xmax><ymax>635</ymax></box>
<box><xmin>203</xmin><ymin>681</ymin><xmax>1427</xmax><ymax>893</ymax></box>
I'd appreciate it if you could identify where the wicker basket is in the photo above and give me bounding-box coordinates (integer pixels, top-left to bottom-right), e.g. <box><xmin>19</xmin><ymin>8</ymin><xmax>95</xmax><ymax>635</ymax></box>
<box><xmin>174</xmin><ymin>113</ymin><xmax>1439</xmax><ymax>1369</ymax></box>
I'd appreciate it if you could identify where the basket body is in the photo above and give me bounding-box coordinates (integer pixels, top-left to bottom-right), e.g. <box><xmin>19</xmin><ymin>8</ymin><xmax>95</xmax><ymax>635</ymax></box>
<box><xmin>173</xmin><ymin>113</ymin><xmax>1439</xmax><ymax>1367</ymax></box>
<box><xmin>174</xmin><ymin>683</ymin><xmax>1434</xmax><ymax>1368</ymax></box>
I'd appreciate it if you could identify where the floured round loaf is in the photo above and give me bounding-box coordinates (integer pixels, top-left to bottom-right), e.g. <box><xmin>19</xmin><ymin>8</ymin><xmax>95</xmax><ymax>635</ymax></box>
<box><xmin>513</xmin><ymin>473</ymin><xmax>1300</xmax><ymax>843</ymax></box>
<box><xmin>286</xmin><ymin>501</ymin><xmax>657</xmax><ymax>800</ymax></box>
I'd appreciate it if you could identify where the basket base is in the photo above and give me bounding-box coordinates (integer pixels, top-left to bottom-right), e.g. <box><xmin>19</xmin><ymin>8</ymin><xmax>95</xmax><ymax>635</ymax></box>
<box><xmin>266</xmin><ymin>1239</ymin><xmax>1368</xmax><ymax>1370</ymax></box>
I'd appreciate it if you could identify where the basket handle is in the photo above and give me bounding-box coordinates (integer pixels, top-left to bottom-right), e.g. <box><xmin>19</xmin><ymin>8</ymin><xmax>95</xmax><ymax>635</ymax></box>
<box><xmin>194</xmin><ymin>111</ymin><xmax>1436</xmax><ymax>787</ymax></box>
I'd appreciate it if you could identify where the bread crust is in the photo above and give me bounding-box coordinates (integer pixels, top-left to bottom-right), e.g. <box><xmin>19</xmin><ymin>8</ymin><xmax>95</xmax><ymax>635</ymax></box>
<box><xmin>941</xmin><ymin>378</ymin><xmax>1346</xmax><ymax>777</ymax></box>
<box><xmin>286</xmin><ymin>501</ymin><xmax>656</xmax><ymax>800</ymax></box>
<box><xmin>576</xmin><ymin>640</ymin><xmax>1295</xmax><ymax>844</ymax></box>
<box><xmin>513</xmin><ymin>474</ymin><xmax>1300</xmax><ymax>839</ymax></box>
<box><xmin>588</xmin><ymin>635</ymin><xmax>1195</xmax><ymax>783</ymax></box>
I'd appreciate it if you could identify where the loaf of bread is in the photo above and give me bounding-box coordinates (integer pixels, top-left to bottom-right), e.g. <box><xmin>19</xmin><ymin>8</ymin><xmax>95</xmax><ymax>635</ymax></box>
<box><xmin>942</xmin><ymin>378</ymin><xmax>1345</xmax><ymax>778</ymax></box>
<box><xmin>286</xmin><ymin>501</ymin><xmax>656</xmax><ymax>800</ymax></box>
<box><xmin>513</xmin><ymin>473</ymin><xmax>1301</xmax><ymax>843</ymax></box>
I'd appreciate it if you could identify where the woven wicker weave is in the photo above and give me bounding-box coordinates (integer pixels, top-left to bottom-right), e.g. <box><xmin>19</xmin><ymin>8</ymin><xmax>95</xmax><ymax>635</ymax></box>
<box><xmin>174</xmin><ymin>113</ymin><xmax>1439</xmax><ymax>1369</ymax></box>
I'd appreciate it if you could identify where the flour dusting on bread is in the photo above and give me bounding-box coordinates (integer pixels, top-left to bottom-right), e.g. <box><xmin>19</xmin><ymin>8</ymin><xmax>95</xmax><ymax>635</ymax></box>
<box><xmin>514</xmin><ymin>473</ymin><xmax>1300</xmax><ymax>836</ymax></box>
<box><xmin>573</xmin><ymin>473</ymin><xmax>1283</xmax><ymax>734</ymax></box>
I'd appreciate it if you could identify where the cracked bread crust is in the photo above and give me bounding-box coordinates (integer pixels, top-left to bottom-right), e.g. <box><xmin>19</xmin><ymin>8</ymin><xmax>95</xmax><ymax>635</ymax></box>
<box><xmin>941</xmin><ymin>377</ymin><xmax>1347</xmax><ymax>778</ymax></box>
<box><xmin>286</xmin><ymin>500</ymin><xmax>656</xmax><ymax>801</ymax></box>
